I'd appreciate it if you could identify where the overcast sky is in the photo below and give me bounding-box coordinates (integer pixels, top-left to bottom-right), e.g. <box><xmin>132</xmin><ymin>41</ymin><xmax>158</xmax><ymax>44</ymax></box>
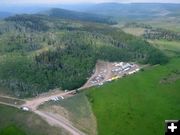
<box><xmin>1</xmin><ymin>0</ymin><xmax>180</xmax><ymax>4</ymax></box>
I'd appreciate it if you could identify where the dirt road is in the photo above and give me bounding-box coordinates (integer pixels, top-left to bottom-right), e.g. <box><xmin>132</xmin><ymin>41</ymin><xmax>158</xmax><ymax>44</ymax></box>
<box><xmin>0</xmin><ymin>101</ymin><xmax>84</xmax><ymax>135</ymax></box>
<box><xmin>0</xmin><ymin>93</ymin><xmax>84</xmax><ymax>135</ymax></box>
<box><xmin>35</xmin><ymin>111</ymin><xmax>85</xmax><ymax>135</ymax></box>
<box><xmin>24</xmin><ymin>91</ymin><xmax>74</xmax><ymax>110</ymax></box>
<box><xmin>0</xmin><ymin>95</ymin><xmax>26</xmax><ymax>101</ymax></box>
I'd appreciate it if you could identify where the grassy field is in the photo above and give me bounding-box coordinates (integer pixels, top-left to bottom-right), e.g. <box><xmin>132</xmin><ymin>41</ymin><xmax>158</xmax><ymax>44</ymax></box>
<box><xmin>122</xmin><ymin>27</ymin><xmax>145</xmax><ymax>36</ymax></box>
<box><xmin>39</xmin><ymin>93</ymin><xmax>97</xmax><ymax>135</ymax></box>
<box><xmin>143</xmin><ymin>19</ymin><xmax>180</xmax><ymax>33</ymax></box>
<box><xmin>86</xmin><ymin>58</ymin><xmax>180</xmax><ymax>135</ymax></box>
<box><xmin>149</xmin><ymin>40</ymin><xmax>180</xmax><ymax>57</ymax></box>
<box><xmin>0</xmin><ymin>104</ymin><xmax>69</xmax><ymax>135</ymax></box>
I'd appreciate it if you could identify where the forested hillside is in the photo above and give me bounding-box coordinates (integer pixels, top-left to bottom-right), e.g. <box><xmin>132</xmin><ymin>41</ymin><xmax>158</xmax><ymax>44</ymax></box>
<box><xmin>41</xmin><ymin>8</ymin><xmax>116</xmax><ymax>24</ymax></box>
<box><xmin>0</xmin><ymin>14</ymin><xmax>168</xmax><ymax>97</ymax></box>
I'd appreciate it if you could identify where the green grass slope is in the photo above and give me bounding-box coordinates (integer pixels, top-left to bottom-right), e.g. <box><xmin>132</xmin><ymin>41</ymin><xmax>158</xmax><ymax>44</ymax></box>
<box><xmin>87</xmin><ymin>58</ymin><xmax>180</xmax><ymax>135</ymax></box>
<box><xmin>0</xmin><ymin>125</ymin><xmax>26</xmax><ymax>135</ymax></box>
<box><xmin>0</xmin><ymin>104</ymin><xmax>69</xmax><ymax>135</ymax></box>
<box><xmin>151</xmin><ymin>40</ymin><xmax>180</xmax><ymax>57</ymax></box>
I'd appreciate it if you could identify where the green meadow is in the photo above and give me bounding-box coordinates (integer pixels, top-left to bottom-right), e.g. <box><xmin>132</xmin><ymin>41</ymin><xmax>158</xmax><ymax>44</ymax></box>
<box><xmin>150</xmin><ymin>40</ymin><xmax>180</xmax><ymax>57</ymax></box>
<box><xmin>122</xmin><ymin>27</ymin><xmax>145</xmax><ymax>37</ymax></box>
<box><xmin>144</xmin><ymin>19</ymin><xmax>180</xmax><ymax>33</ymax></box>
<box><xmin>87</xmin><ymin>57</ymin><xmax>180</xmax><ymax>135</ymax></box>
<box><xmin>0</xmin><ymin>125</ymin><xmax>26</xmax><ymax>135</ymax></box>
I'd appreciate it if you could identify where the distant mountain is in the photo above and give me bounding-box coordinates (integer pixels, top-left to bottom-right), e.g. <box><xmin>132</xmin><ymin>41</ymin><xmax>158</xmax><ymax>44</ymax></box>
<box><xmin>0</xmin><ymin>4</ymin><xmax>94</xmax><ymax>14</ymax></box>
<box><xmin>1</xmin><ymin>3</ymin><xmax>180</xmax><ymax>20</ymax></box>
<box><xmin>0</xmin><ymin>11</ymin><xmax>12</xmax><ymax>19</ymax></box>
<box><xmin>76</xmin><ymin>3</ymin><xmax>180</xmax><ymax>20</ymax></box>
<box><xmin>0</xmin><ymin>5</ymin><xmax>51</xmax><ymax>14</ymax></box>
<box><xmin>41</xmin><ymin>8</ymin><xmax>116</xmax><ymax>24</ymax></box>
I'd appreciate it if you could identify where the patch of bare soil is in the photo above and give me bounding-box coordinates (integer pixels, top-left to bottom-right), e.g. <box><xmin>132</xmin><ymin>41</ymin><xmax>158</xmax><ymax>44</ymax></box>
<box><xmin>160</xmin><ymin>70</ymin><xmax>180</xmax><ymax>84</ymax></box>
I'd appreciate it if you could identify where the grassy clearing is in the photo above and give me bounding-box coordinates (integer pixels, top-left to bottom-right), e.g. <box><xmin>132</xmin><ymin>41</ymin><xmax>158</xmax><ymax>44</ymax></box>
<box><xmin>146</xmin><ymin>20</ymin><xmax>180</xmax><ymax>33</ymax></box>
<box><xmin>138</xmin><ymin>18</ymin><xmax>180</xmax><ymax>33</ymax></box>
<box><xmin>122</xmin><ymin>28</ymin><xmax>145</xmax><ymax>36</ymax></box>
<box><xmin>151</xmin><ymin>23</ymin><xmax>180</xmax><ymax>32</ymax></box>
<box><xmin>0</xmin><ymin>104</ymin><xmax>69</xmax><ymax>135</ymax></box>
<box><xmin>149</xmin><ymin>40</ymin><xmax>180</xmax><ymax>57</ymax></box>
<box><xmin>86</xmin><ymin>58</ymin><xmax>180</xmax><ymax>135</ymax></box>
<box><xmin>39</xmin><ymin>93</ymin><xmax>97</xmax><ymax>135</ymax></box>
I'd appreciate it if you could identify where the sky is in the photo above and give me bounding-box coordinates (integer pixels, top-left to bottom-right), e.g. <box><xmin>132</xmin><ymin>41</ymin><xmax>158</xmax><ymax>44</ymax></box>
<box><xmin>0</xmin><ymin>0</ymin><xmax>180</xmax><ymax>4</ymax></box>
